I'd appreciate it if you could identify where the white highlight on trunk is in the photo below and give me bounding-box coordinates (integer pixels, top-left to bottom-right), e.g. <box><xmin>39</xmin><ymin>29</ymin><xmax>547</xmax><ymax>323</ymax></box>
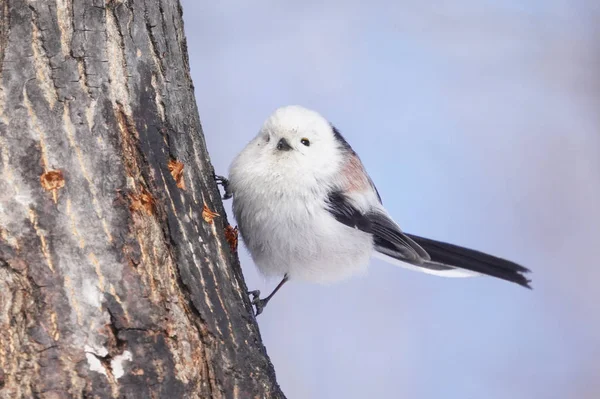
<box><xmin>85</xmin><ymin>345</ymin><xmax>109</xmax><ymax>376</ymax></box>
<box><xmin>111</xmin><ymin>350</ymin><xmax>133</xmax><ymax>379</ymax></box>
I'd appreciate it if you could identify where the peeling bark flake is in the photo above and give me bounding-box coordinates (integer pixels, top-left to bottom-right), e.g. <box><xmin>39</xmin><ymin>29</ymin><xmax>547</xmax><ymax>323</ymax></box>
<box><xmin>202</xmin><ymin>203</ymin><xmax>220</xmax><ymax>224</ymax></box>
<box><xmin>129</xmin><ymin>189</ymin><xmax>156</xmax><ymax>215</ymax></box>
<box><xmin>40</xmin><ymin>170</ymin><xmax>65</xmax><ymax>204</ymax></box>
<box><xmin>224</xmin><ymin>225</ymin><xmax>239</xmax><ymax>253</ymax></box>
<box><xmin>168</xmin><ymin>159</ymin><xmax>186</xmax><ymax>189</ymax></box>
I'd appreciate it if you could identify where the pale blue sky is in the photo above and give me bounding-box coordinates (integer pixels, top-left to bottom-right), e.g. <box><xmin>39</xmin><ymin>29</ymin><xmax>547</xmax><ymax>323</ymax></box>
<box><xmin>182</xmin><ymin>1</ymin><xmax>600</xmax><ymax>398</ymax></box>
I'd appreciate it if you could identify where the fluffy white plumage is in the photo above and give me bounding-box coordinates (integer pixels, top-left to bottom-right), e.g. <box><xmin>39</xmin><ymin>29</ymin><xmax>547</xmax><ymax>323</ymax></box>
<box><xmin>229</xmin><ymin>106</ymin><xmax>373</xmax><ymax>282</ymax></box>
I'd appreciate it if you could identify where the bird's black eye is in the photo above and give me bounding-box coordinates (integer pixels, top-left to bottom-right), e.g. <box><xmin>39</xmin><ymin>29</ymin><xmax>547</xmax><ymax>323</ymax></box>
<box><xmin>300</xmin><ymin>138</ymin><xmax>310</xmax><ymax>146</ymax></box>
<box><xmin>265</xmin><ymin>135</ymin><xmax>270</xmax><ymax>142</ymax></box>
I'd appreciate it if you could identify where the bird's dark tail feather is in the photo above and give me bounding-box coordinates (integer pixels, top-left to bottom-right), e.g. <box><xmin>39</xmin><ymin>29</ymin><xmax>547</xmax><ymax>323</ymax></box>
<box><xmin>405</xmin><ymin>233</ymin><xmax>532</xmax><ymax>289</ymax></box>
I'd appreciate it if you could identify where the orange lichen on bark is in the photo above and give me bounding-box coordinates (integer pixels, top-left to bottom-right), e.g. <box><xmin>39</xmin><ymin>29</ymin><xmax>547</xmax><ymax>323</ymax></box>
<box><xmin>202</xmin><ymin>203</ymin><xmax>219</xmax><ymax>224</ymax></box>
<box><xmin>168</xmin><ymin>159</ymin><xmax>185</xmax><ymax>189</ymax></box>
<box><xmin>129</xmin><ymin>189</ymin><xmax>155</xmax><ymax>215</ymax></box>
<box><xmin>224</xmin><ymin>225</ymin><xmax>238</xmax><ymax>253</ymax></box>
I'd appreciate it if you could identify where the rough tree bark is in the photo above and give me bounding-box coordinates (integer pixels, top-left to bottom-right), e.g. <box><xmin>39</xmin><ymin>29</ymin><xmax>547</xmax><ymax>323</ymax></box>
<box><xmin>0</xmin><ymin>0</ymin><xmax>284</xmax><ymax>398</ymax></box>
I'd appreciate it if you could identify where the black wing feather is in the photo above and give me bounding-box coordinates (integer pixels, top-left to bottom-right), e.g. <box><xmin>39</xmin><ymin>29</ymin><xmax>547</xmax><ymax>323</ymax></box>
<box><xmin>326</xmin><ymin>191</ymin><xmax>426</xmax><ymax>263</ymax></box>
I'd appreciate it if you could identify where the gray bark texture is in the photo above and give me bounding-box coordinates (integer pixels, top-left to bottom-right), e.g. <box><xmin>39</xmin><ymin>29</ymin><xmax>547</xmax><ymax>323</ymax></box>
<box><xmin>0</xmin><ymin>0</ymin><xmax>285</xmax><ymax>398</ymax></box>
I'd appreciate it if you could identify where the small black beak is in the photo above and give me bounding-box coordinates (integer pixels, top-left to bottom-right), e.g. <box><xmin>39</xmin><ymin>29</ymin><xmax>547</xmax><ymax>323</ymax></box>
<box><xmin>276</xmin><ymin>138</ymin><xmax>293</xmax><ymax>151</ymax></box>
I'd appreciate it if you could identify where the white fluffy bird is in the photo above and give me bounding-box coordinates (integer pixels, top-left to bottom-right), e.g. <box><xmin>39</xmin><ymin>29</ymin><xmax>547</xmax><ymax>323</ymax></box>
<box><xmin>216</xmin><ymin>105</ymin><xmax>531</xmax><ymax>315</ymax></box>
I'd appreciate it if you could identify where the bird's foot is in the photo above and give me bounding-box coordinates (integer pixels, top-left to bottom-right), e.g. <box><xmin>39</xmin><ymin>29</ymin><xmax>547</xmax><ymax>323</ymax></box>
<box><xmin>248</xmin><ymin>290</ymin><xmax>269</xmax><ymax>316</ymax></box>
<box><xmin>214</xmin><ymin>174</ymin><xmax>233</xmax><ymax>200</ymax></box>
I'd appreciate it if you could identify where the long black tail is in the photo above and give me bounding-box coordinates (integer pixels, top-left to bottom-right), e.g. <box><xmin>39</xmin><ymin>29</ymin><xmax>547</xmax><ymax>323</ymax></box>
<box><xmin>405</xmin><ymin>233</ymin><xmax>532</xmax><ymax>289</ymax></box>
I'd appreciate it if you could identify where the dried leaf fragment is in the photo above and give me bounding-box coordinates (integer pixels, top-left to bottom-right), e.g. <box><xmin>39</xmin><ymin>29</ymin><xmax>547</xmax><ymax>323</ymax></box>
<box><xmin>40</xmin><ymin>170</ymin><xmax>65</xmax><ymax>191</ymax></box>
<box><xmin>224</xmin><ymin>225</ymin><xmax>239</xmax><ymax>253</ymax></box>
<box><xmin>168</xmin><ymin>159</ymin><xmax>185</xmax><ymax>189</ymax></box>
<box><xmin>129</xmin><ymin>189</ymin><xmax>155</xmax><ymax>215</ymax></box>
<box><xmin>202</xmin><ymin>203</ymin><xmax>220</xmax><ymax>224</ymax></box>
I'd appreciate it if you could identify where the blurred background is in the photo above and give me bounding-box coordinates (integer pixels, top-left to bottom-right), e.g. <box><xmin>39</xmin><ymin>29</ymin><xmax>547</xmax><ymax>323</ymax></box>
<box><xmin>181</xmin><ymin>1</ymin><xmax>600</xmax><ymax>398</ymax></box>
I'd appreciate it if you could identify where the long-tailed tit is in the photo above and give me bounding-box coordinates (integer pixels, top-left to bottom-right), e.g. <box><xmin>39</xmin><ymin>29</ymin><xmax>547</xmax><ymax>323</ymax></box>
<box><xmin>216</xmin><ymin>105</ymin><xmax>531</xmax><ymax>315</ymax></box>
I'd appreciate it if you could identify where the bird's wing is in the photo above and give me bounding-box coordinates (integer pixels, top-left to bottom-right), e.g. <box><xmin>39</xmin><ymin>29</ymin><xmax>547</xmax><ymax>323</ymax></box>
<box><xmin>325</xmin><ymin>135</ymin><xmax>531</xmax><ymax>287</ymax></box>
<box><xmin>326</xmin><ymin>191</ymin><xmax>428</xmax><ymax>264</ymax></box>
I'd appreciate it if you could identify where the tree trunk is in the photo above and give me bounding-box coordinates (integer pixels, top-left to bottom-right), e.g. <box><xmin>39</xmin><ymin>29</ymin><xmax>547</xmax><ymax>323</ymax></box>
<box><xmin>0</xmin><ymin>1</ymin><xmax>284</xmax><ymax>398</ymax></box>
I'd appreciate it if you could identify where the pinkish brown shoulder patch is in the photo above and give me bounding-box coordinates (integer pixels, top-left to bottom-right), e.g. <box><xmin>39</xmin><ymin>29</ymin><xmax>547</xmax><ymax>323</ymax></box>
<box><xmin>341</xmin><ymin>154</ymin><xmax>371</xmax><ymax>193</ymax></box>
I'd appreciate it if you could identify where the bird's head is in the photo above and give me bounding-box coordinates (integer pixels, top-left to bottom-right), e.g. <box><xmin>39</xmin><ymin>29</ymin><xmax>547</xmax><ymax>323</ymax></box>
<box><xmin>255</xmin><ymin>105</ymin><xmax>349</xmax><ymax>181</ymax></box>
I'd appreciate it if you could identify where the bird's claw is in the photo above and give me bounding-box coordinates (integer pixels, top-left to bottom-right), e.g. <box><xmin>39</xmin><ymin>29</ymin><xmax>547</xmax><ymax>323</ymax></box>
<box><xmin>248</xmin><ymin>290</ymin><xmax>267</xmax><ymax>316</ymax></box>
<box><xmin>248</xmin><ymin>290</ymin><xmax>261</xmax><ymax>299</ymax></box>
<box><xmin>214</xmin><ymin>174</ymin><xmax>233</xmax><ymax>200</ymax></box>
